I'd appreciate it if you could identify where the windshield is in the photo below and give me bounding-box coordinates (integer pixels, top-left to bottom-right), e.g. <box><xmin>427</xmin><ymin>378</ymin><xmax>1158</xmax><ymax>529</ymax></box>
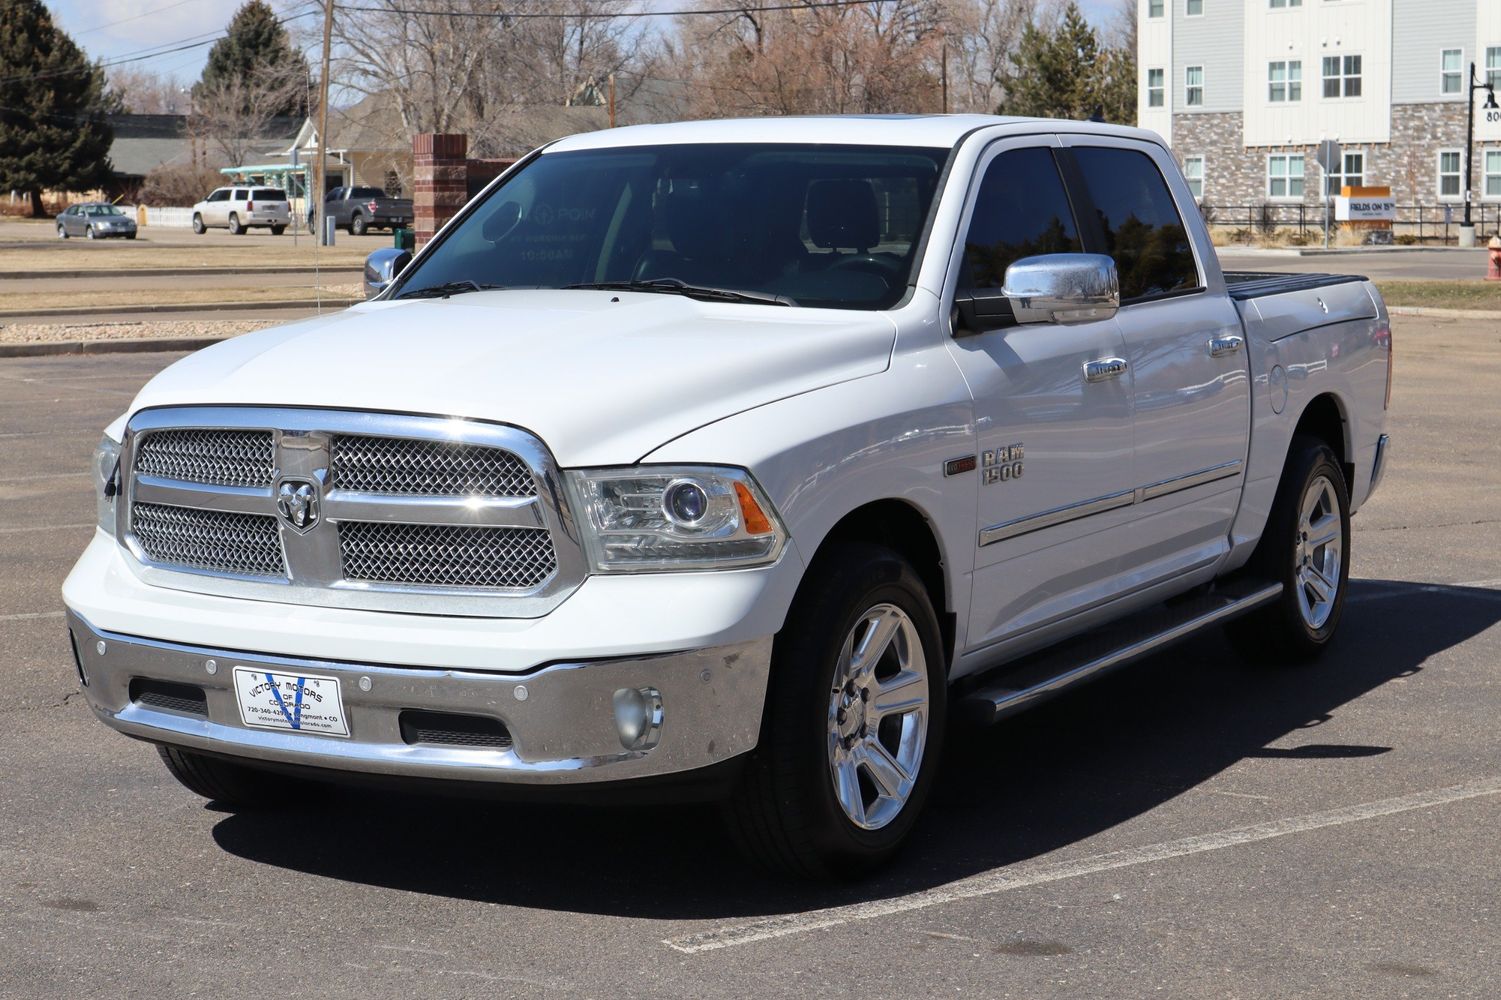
<box><xmin>86</xmin><ymin>205</ymin><xmax>123</xmax><ymax>216</ymax></box>
<box><xmin>394</xmin><ymin>143</ymin><xmax>949</xmax><ymax>310</ymax></box>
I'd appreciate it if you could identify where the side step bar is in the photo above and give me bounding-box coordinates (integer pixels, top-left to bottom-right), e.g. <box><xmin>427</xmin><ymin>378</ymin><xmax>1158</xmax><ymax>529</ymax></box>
<box><xmin>960</xmin><ymin>580</ymin><xmax>1283</xmax><ymax>726</ymax></box>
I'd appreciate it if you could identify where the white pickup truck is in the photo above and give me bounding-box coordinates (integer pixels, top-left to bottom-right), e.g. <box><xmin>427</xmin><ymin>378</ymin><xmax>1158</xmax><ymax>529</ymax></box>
<box><xmin>64</xmin><ymin>116</ymin><xmax>1392</xmax><ymax>877</ymax></box>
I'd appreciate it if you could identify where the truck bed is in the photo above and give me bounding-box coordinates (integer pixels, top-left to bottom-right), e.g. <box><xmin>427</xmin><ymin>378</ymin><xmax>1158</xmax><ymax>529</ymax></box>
<box><xmin>1223</xmin><ymin>271</ymin><xmax>1368</xmax><ymax>300</ymax></box>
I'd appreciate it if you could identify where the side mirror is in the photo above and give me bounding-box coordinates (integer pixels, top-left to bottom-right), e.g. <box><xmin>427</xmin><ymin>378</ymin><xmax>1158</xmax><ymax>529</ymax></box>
<box><xmin>363</xmin><ymin>247</ymin><xmax>412</xmax><ymax>299</ymax></box>
<box><xmin>1002</xmin><ymin>253</ymin><xmax>1119</xmax><ymax>325</ymax></box>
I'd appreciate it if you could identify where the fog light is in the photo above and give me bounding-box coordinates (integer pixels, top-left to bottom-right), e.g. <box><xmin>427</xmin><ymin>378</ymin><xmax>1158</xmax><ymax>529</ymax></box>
<box><xmin>612</xmin><ymin>686</ymin><xmax>663</xmax><ymax>750</ymax></box>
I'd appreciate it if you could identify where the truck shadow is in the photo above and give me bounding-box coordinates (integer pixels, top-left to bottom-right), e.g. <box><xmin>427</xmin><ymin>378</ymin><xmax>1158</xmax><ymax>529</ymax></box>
<box><xmin>210</xmin><ymin>578</ymin><xmax>1501</xmax><ymax>920</ymax></box>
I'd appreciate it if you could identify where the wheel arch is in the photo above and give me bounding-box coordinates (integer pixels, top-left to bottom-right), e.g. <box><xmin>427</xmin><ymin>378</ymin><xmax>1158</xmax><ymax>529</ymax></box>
<box><xmin>1291</xmin><ymin>391</ymin><xmax>1353</xmax><ymax>490</ymax></box>
<box><xmin>800</xmin><ymin>498</ymin><xmax>956</xmax><ymax>670</ymax></box>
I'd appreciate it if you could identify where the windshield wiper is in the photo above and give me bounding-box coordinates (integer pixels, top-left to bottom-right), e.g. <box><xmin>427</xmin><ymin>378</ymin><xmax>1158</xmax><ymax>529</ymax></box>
<box><xmin>395</xmin><ymin>280</ymin><xmax>503</xmax><ymax>300</ymax></box>
<box><xmin>565</xmin><ymin>278</ymin><xmax>794</xmax><ymax>307</ymax></box>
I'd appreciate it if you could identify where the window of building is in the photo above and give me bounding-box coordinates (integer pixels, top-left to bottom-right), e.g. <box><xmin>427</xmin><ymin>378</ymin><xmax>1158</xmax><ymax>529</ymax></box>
<box><xmin>1267</xmin><ymin>154</ymin><xmax>1305</xmax><ymax>199</ymax></box>
<box><xmin>1488</xmin><ymin>47</ymin><xmax>1501</xmax><ymax>91</ymax></box>
<box><xmin>959</xmin><ymin>147</ymin><xmax>1081</xmax><ymax>292</ymax></box>
<box><xmin>1185</xmin><ymin>0</ymin><xmax>1202</xmax><ymax>16</ymax></box>
<box><xmin>1485</xmin><ymin>150</ymin><xmax>1501</xmax><ymax>199</ymax></box>
<box><xmin>1148</xmin><ymin>68</ymin><xmax>1165</xmax><ymax>108</ymax></box>
<box><xmin>1269</xmin><ymin>0</ymin><xmax>1301</xmax><ymax>7</ymax></box>
<box><xmin>1442</xmin><ymin>49</ymin><xmax>1464</xmax><ymax>96</ymax></box>
<box><xmin>1269</xmin><ymin>61</ymin><xmax>1302</xmax><ymax>102</ymax></box>
<box><xmin>1071</xmin><ymin>146</ymin><xmax>1199</xmax><ymax>302</ymax></box>
<box><xmin>1326</xmin><ymin>151</ymin><xmax>1364</xmax><ymax>195</ymax></box>
<box><xmin>1322</xmin><ymin>54</ymin><xmax>1363</xmax><ymax>98</ymax></box>
<box><xmin>1148</xmin><ymin>0</ymin><xmax>1163</xmax><ymax>16</ymax></box>
<box><xmin>1183</xmin><ymin>156</ymin><xmax>1205</xmax><ymax>199</ymax></box>
<box><xmin>1185</xmin><ymin>66</ymin><xmax>1204</xmax><ymax>106</ymax></box>
<box><xmin>1438</xmin><ymin>150</ymin><xmax>1463</xmax><ymax>199</ymax></box>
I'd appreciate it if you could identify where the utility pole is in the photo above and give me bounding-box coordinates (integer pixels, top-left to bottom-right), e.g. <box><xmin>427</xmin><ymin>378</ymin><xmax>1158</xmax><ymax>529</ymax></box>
<box><xmin>315</xmin><ymin>0</ymin><xmax>334</xmax><ymax>244</ymax></box>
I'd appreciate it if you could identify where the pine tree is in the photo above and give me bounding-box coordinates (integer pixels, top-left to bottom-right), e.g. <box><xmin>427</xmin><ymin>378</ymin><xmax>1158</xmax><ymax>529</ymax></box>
<box><xmin>0</xmin><ymin>0</ymin><xmax>117</xmax><ymax>216</ymax></box>
<box><xmin>996</xmin><ymin>2</ymin><xmax>1137</xmax><ymax>126</ymax></box>
<box><xmin>193</xmin><ymin>0</ymin><xmax>309</xmax><ymax>118</ymax></box>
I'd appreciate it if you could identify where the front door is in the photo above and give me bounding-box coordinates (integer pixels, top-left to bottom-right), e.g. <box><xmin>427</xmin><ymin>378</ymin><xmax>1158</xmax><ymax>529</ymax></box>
<box><xmin>1061</xmin><ymin>138</ymin><xmax>1251</xmax><ymax>582</ymax></box>
<box><xmin>944</xmin><ymin>138</ymin><xmax>1137</xmax><ymax>656</ymax></box>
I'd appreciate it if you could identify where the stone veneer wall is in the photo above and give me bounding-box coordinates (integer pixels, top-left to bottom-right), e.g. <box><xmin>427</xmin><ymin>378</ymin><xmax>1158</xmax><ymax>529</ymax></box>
<box><xmin>1167</xmin><ymin>104</ymin><xmax>1496</xmax><ymax>225</ymax></box>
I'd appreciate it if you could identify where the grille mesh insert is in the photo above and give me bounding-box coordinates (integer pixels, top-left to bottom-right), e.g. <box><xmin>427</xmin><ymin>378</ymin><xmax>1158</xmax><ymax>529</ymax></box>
<box><xmin>132</xmin><ymin>502</ymin><xmax>286</xmax><ymax>578</ymax></box>
<box><xmin>339</xmin><ymin>522</ymin><xmax>556</xmax><ymax>589</ymax></box>
<box><xmin>135</xmin><ymin>429</ymin><xmax>274</xmax><ymax>487</ymax></box>
<box><xmin>330</xmin><ymin>435</ymin><xmax>535</xmax><ymax>497</ymax></box>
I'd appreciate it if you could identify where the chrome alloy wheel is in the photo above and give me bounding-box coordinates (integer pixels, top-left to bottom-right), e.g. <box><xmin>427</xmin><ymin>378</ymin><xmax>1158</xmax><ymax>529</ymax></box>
<box><xmin>826</xmin><ymin>603</ymin><xmax>930</xmax><ymax>831</ymax></box>
<box><xmin>1295</xmin><ymin>474</ymin><xmax>1343</xmax><ymax>630</ymax></box>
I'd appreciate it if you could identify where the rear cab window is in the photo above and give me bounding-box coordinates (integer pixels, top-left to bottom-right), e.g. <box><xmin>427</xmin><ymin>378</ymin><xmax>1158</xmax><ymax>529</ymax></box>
<box><xmin>1068</xmin><ymin>146</ymin><xmax>1200</xmax><ymax>303</ymax></box>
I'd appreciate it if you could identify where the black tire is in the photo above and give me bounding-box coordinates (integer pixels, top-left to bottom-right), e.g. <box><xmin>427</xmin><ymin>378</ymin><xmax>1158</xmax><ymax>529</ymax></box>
<box><xmin>270</xmin><ymin>224</ymin><xmax>286</xmax><ymax>236</ymax></box>
<box><xmin>1226</xmin><ymin>434</ymin><xmax>1351</xmax><ymax>662</ymax></box>
<box><xmin>156</xmin><ymin>744</ymin><xmax>292</xmax><ymax>805</ymax></box>
<box><xmin>350</xmin><ymin>213</ymin><xmax>367</xmax><ymax>236</ymax></box>
<box><xmin>192</xmin><ymin>213</ymin><xmax>205</xmax><ymax>234</ymax></box>
<box><xmin>227</xmin><ymin>213</ymin><xmax>242</xmax><ymax>235</ymax></box>
<box><xmin>723</xmin><ymin>542</ymin><xmax>947</xmax><ymax>878</ymax></box>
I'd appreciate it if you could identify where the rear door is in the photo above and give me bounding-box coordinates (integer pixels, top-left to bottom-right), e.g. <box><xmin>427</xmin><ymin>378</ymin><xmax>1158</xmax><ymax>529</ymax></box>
<box><xmin>943</xmin><ymin>137</ymin><xmax>1137</xmax><ymax>653</ymax></box>
<box><xmin>1060</xmin><ymin>137</ymin><xmax>1251</xmax><ymax>583</ymax></box>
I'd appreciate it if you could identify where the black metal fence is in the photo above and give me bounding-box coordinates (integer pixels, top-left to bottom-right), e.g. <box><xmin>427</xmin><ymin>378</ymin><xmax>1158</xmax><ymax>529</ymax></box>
<box><xmin>1205</xmin><ymin>203</ymin><xmax>1501</xmax><ymax>244</ymax></box>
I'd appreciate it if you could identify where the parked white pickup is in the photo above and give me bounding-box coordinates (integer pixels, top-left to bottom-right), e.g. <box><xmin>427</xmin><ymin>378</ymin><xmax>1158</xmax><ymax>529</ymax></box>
<box><xmin>65</xmin><ymin>115</ymin><xmax>1391</xmax><ymax>877</ymax></box>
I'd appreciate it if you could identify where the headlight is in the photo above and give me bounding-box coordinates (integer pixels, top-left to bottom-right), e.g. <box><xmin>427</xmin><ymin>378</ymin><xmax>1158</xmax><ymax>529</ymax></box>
<box><xmin>93</xmin><ymin>435</ymin><xmax>121</xmax><ymax>536</ymax></box>
<box><xmin>565</xmin><ymin>466</ymin><xmax>786</xmax><ymax>572</ymax></box>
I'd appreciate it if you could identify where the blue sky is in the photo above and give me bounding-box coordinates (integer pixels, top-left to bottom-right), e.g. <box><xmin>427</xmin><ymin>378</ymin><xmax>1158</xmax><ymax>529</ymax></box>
<box><xmin>50</xmin><ymin>0</ymin><xmax>1121</xmax><ymax>86</ymax></box>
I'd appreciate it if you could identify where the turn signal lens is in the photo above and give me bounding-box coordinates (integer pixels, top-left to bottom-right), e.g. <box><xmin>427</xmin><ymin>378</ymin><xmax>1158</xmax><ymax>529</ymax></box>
<box><xmin>734</xmin><ymin>481</ymin><xmax>773</xmax><ymax>535</ymax></box>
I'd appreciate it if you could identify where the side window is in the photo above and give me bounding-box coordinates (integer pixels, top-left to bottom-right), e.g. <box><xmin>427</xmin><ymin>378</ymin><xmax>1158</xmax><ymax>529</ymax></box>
<box><xmin>959</xmin><ymin>146</ymin><xmax>1081</xmax><ymax>291</ymax></box>
<box><xmin>1070</xmin><ymin>146</ymin><xmax>1199</xmax><ymax>303</ymax></box>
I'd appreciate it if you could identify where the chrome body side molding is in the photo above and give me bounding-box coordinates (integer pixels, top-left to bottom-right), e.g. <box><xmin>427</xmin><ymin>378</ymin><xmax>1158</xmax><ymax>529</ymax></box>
<box><xmin>979</xmin><ymin>459</ymin><xmax>1244</xmax><ymax>547</ymax></box>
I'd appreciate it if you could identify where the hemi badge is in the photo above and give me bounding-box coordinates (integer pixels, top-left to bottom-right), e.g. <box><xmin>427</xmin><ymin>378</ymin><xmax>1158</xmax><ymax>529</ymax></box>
<box><xmin>944</xmin><ymin>456</ymin><xmax>977</xmax><ymax>477</ymax></box>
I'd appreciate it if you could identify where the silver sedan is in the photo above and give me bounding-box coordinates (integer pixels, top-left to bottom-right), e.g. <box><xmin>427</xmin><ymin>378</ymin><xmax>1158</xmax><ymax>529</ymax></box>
<box><xmin>56</xmin><ymin>203</ymin><xmax>138</xmax><ymax>240</ymax></box>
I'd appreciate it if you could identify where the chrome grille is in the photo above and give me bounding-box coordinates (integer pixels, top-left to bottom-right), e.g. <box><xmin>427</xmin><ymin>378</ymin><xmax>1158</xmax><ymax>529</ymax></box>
<box><xmin>339</xmin><ymin>522</ymin><xmax>556</xmax><ymax>589</ymax></box>
<box><xmin>330</xmin><ymin>435</ymin><xmax>535</xmax><ymax>497</ymax></box>
<box><xmin>135</xmin><ymin>429</ymin><xmax>274</xmax><ymax>487</ymax></box>
<box><xmin>132</xmin><ymin>502</ymin><xmax>286</xmax><ymax>578</ymax></box>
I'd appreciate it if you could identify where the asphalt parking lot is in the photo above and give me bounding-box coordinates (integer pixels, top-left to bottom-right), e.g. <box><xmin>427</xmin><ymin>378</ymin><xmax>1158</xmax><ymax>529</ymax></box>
<box><xmin>2</xmin><ymin>316</ymin><xmax>1499</xmax><ymax>999</ymax></box>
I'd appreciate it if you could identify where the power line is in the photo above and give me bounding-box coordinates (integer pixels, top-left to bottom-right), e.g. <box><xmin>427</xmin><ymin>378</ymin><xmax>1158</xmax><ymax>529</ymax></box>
<box><xmin>335</xmin><ymin>0</ymin><xmax>901</xmax><ymax>19</ymax></box>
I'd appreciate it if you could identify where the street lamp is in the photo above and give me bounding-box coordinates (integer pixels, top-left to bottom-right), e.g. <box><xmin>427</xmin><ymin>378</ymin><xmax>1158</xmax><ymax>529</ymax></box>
<box><xmin>1462</xmin><ymin>61</ymin><xmax>1500</xmax><ymax>242</ymax></box>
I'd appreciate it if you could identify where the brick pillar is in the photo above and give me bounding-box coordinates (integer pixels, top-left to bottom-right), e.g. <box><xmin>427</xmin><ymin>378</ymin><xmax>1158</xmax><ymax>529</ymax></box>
<box><xmin>413</xmin><ymin>133</ymin><xmax>468</xmax><ymax>248</ymax></box>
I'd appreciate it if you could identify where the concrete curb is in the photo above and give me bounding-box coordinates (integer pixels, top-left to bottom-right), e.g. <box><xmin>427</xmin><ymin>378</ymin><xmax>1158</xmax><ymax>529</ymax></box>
<box><xmin>0</xmin><ymin>265</ymin><xmax>361</xmax><ymax>280</ymax></box>
<box><xmin>1388</xmin><ymin>305</ymin><xmax>1501</xmax><ymax>319</ymax></box>
<box><xmin>0</xmin><ymin>336</ymin><xmax>229</xmax><ymax>358</ymax></box>
<box><xmin>0</xmin><ymin>298</ymin><xmax>357</xmax><ymax>320</ymax></box>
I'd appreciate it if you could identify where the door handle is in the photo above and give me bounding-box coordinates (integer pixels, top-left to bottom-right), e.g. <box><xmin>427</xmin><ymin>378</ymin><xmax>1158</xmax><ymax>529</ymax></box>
<box><xmin>1083</xmin><ymin>358</ymin><xmax>1129</xmax><ymax>383</ymax></box>
<box><xmin>1209</xmin><ymin>335</ymin><xmax>1244</xmax><ymax>358</ymax></box>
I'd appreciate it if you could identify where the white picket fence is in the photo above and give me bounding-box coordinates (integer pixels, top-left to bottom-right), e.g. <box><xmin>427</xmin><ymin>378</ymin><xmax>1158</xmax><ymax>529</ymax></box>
<box><xmin>141</xmin><ymin>206</ymin><xmax>196</xmax><ymax>228</ymax></box>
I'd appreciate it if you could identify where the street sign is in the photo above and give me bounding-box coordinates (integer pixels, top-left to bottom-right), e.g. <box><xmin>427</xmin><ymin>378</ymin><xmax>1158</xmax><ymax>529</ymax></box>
<box><xmin>1316</xmin><ymin>140</ymin><xmax>1342</xmax><ymax>173</ymax></box>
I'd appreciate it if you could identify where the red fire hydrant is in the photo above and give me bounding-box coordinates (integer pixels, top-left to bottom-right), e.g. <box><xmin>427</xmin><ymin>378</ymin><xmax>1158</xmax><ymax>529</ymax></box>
<box><xmin>1489</xmin><ymin>235</ymin><xmax>1501</xmax><ymax>281</ymax></box>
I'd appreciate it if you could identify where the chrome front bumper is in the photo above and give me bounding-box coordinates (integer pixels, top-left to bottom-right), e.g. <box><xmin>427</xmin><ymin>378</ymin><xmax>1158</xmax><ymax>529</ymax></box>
<box><xmin>66</xmin><ymin>610</ymin><xmax>772</xmax><ymax>786</ymax></box>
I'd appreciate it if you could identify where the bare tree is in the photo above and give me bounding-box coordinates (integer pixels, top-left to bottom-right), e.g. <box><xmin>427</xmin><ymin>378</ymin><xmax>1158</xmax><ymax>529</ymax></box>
<box><xmin>190</xmin><ymin>64</ymin><xmax>306</xmax><ymax>165</ymax></box>
<box><xmin>107</xmin><ymin>67</ymin><xmax>189</xmax><ymax>114</ymax></box>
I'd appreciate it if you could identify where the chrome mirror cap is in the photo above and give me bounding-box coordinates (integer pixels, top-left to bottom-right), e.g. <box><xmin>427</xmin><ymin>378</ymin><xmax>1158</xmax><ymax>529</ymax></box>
<box><xmin>1002</xmin><ymin>253</ymin><xmax>1120</xmax><ymax>325</ymax></box>
<box><xmin>363</xmin><ymin>247</ymin><xmax>413</xmax><ymax>299</ymax></box>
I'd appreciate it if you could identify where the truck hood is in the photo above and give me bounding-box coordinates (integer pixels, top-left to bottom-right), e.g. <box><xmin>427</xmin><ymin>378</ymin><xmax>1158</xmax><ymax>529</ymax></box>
<box><xmin>126</xmin><ymin>289</ymin><xmax>896</xmax><ymax>466</ymax></box>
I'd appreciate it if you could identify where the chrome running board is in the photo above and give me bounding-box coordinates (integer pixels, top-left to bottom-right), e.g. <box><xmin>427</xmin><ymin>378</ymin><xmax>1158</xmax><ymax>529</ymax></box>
<box><xmin>960</xmin><ymin>579</ymin><xmax>1283</xmax><ymax>726</ymax></box>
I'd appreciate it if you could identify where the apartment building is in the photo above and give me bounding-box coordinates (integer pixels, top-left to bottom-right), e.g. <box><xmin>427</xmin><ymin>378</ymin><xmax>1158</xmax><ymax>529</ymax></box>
<box><xmin>1138</xmin><ymin>0</ymin><xmax>1501</xmax><ymax>210</ymax></box>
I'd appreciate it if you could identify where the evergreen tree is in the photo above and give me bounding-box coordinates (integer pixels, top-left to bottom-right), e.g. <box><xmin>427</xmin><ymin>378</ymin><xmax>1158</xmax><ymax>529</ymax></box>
<box><xmin>0</xmin><ymin>0</ymin><xmax>116</xmax><ymax>216</ymax></box>
<box><xmin>193</xmin><ymin>0</ymin><xmax>309</xmax><ymax>118</ymax></box>
<box><xmin>997</xmin><ymin>1</ymin><xmax>1136</xmax><ymax>126</ymax></box>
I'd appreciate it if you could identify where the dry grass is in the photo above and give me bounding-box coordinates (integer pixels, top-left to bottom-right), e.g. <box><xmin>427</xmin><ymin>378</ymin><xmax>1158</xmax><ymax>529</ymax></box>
<box><xmin>1</xmin><ymin>284</ymin><xmax>361</xmax><ymax>313</ymax></box>
<box><xmin>1374</xmin><ymin>280</ymin><xmax>1501</xmax><ymax>309</ymax></box>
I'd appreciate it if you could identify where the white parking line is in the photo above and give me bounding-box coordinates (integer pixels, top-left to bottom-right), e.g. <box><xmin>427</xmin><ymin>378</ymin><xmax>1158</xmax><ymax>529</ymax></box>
<box><xmin>664</xmin><ymin>776</ymin><xmax>1501</xmax><ymax>954</ymax></box>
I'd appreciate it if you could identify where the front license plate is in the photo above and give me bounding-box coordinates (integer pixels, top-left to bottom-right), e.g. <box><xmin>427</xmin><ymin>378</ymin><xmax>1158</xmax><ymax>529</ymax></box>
<box><xmin>232</xmin><ymin>667</ymin><xmax>349</xmax><ymax>737</ymax></box>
